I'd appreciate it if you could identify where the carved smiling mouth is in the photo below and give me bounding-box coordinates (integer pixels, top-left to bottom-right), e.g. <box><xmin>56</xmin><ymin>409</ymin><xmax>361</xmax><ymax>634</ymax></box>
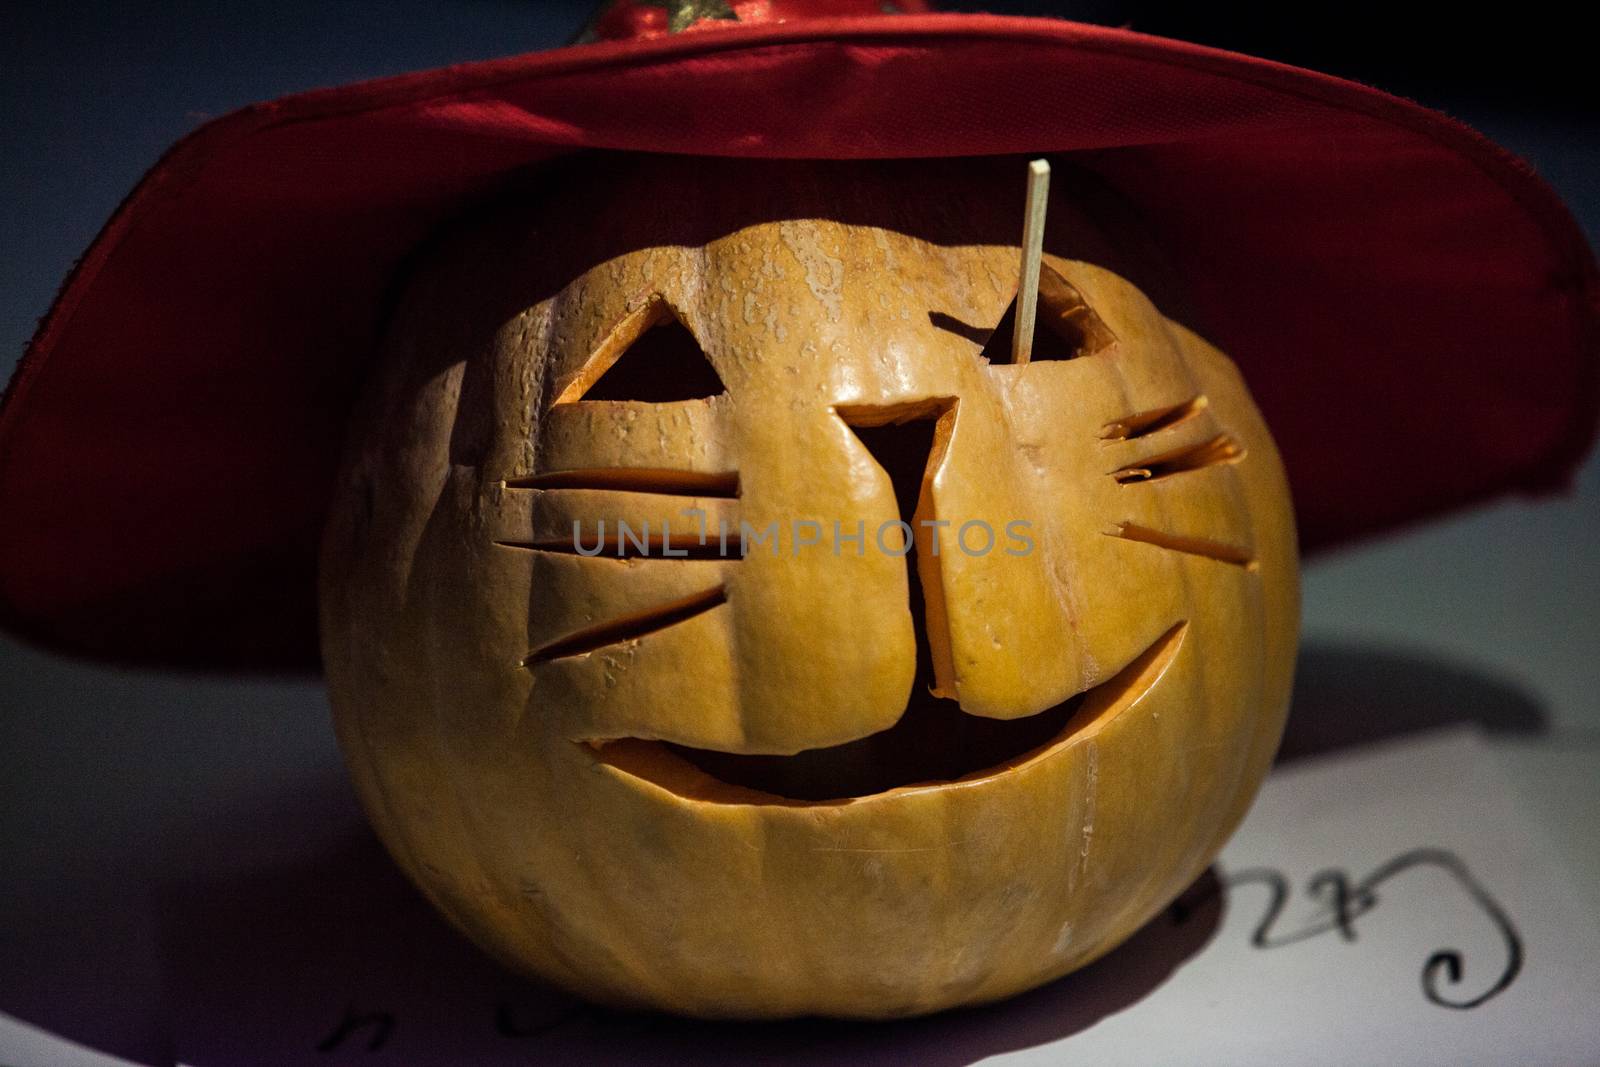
<box><xmin>586</xmin><ymin>621</ymin><xmax>1185</xmax><ymax>805</ymax></box>
<box><xmin>523</xmin><ymin>371</ymin><xmax>1209</xmax><ymax>805</ymax></box>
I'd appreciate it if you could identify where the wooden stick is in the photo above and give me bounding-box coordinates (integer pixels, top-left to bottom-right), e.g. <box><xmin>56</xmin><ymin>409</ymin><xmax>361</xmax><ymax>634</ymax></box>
<box><xmin>1012</xmin><ymin>158</ymin><xmax>1051</xmax><ymax>365</ymax></box>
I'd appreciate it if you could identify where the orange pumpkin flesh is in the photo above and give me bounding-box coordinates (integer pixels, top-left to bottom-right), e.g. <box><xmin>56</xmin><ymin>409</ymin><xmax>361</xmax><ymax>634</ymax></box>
<box><xmin>319</xmin><ymin>155</ymin><xmax>1299</xmax><ymax>1018</ymax></box>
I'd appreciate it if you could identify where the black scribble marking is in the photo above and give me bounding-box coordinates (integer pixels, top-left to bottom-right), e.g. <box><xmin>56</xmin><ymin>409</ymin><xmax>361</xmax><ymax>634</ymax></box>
<box><xmin>315</xmin><ymin>1004</ymin><xmax>395</xmax><ymax>1052</ymax></box>
<box><xmin>1169</xmin><ymin>847</ymin><xmax>1523</xmax><ymax>1009</ymax></box>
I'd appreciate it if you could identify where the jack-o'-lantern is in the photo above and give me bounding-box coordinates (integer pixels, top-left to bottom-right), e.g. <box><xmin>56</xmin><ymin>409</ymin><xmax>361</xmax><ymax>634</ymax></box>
<box><xmin>318</xmin><ymin>154</ymin><xmax>1298</xmax><ymax>1017</ymax></box>
<box><xmin>2</xmin><ymin>0</ymin><xmax>1593</xmax><ymax>1032</ymax></box>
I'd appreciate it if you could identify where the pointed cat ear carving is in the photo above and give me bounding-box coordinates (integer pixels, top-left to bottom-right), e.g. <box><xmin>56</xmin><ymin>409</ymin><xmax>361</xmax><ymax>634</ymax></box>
<box><xmin>980</xmin><ymin>263</ymin><xmax>1119</xmax><ymax>365</ymax></box>
<box><xmin>555</xmin><ymin>294</ymin><xmax>726</xmax><ymax>404</ymax></box>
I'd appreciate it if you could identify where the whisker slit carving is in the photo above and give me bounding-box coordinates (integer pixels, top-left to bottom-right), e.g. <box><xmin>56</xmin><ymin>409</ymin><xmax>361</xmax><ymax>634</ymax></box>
<box><xmin>1111</xmin><ymin>434</ymin><xmax>1243</xmax><ymax>484</ymax></box>
<box><xmin>522</xmin><ymin>586</ymin><xmax>728</xmax><ymax>666</ymax></box>
<box><xmin>502</xmin><ymin>468</ymin><xmax>739</xmax><ymax>498</ymax></box>
<box><xmin>1101</xmin><ymin>395</ymin><xmax>1208</xmax><ymax>441</ymax></box>
<box><xmin>493</xmin><ymin>535</ymin><xmax>745</xmax><ymax>561</ymax></box>
<box><xmin>1106</xmin><ymin>523</ymin><xmax>1257</xmax><ymax>570</ymax></box>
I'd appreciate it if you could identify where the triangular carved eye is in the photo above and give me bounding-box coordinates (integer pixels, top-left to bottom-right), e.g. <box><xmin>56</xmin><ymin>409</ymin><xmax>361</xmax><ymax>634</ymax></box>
<box><xmin>980</xmin><ymin>263</ymin><xmax>1118</xmax><ymax>365</ymax></box>
<box><xmin>555</xmin><ymin>295</ymin><xmax>726</xmax><ymax>404</ymax></box>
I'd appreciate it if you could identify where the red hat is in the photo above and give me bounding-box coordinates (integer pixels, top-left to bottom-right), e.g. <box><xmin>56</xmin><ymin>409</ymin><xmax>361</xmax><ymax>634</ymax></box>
<box><xmin>1</xmin><ymin>1</ymin><xmax>1594</xmax><ymax>670</ymax></box>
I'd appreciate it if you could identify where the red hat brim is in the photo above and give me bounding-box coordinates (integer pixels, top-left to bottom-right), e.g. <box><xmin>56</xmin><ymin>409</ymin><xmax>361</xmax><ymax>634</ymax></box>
<box><xmin>1</xmin><ymin>13</ymin><xmax>1595</xmax><ymax>670</ymax></box>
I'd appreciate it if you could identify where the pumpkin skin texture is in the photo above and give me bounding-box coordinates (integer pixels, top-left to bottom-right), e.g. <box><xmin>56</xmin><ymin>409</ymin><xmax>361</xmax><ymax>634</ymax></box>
<box><xmin>319</xmin><ymin>154</ymin><xmax>1300</xmax><ymax>1019</ymax></box>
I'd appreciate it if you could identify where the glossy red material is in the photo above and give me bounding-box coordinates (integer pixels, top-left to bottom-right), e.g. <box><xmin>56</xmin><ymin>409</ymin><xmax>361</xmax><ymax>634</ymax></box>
<box><xmin>0</xmin><ymin>11</ymin><xmax>1594</xmax><ymax>668</ymax></box>
<box><xmin>590</xmin><ymin>0</ymin><xmax>933</xmax><ymax>41</ymax></box>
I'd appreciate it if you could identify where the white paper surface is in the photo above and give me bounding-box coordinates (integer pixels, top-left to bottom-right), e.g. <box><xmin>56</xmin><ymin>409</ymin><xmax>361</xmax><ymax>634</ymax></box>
<box><xmin>989</xmin><ymin>728</ymin><xmax>1600</xmax><ymax>1066</ymax></box>
<box><xmin>0</xmin><ymin>1012</ymin><xmax>148</xmax><ymax>1067</ymax></box>
<box><xmin>135</xmin><ymin>728</ymin><xmax>1600</xmax><ymax>1067</ymax></box>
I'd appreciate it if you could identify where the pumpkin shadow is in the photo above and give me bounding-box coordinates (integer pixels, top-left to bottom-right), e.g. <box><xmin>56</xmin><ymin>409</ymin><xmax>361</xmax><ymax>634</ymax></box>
<box><xmin>149</xmin><ymin>797</ymin><xmax>1224</xmax><ymax>1067</ymax></box>
<box><xmin>6</xmin><ymin>644</ymin><xmax>1542</xmax><ymax>1064</ymax></box>
<box><xmin>1278</xmin><ymin>641</ymin><xmax>1547</xmax><ymax>762</ymax></box>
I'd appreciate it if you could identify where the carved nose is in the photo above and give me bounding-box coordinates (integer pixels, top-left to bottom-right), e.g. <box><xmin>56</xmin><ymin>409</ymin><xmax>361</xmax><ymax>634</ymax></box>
<box><xmin>833</xmin><ymin>398</ymin><xmax>961</xmax><ymax>701</ymax></box>
<box><xmin>833</xmin><ymin>387</ymin><xmax>1091</xmax><ymax>721</ymax></box>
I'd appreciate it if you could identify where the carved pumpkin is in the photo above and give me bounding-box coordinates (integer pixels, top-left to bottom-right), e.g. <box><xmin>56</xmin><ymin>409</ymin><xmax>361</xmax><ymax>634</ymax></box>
<box><xmin>319</xmin><ymin>153</ymin><xmax>1299</xmax><ymax>1018</ymax></box>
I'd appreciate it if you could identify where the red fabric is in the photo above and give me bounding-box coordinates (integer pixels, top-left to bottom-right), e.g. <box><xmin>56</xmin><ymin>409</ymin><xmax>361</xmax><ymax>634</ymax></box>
<box><xmin>592</xmin><ymin>0</ymin><xmax>933</xmax><ymax>40</ymax></box>
<box><xmin>0</xmin><ymin>14</ymin><xmax>1595</xmax><ymax>669</ymax></box>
